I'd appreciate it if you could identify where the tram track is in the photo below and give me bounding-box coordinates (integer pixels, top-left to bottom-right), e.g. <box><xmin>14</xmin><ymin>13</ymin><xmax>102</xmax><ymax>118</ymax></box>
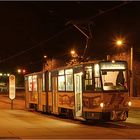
<box><xmin>29</xmin><ymin>110</ymin><xmax>137</xmax><ymax>129</ymax></box>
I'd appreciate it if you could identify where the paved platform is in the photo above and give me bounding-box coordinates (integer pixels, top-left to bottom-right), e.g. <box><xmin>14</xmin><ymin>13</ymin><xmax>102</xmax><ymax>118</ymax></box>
<box><xmin>130</xmin><ymin>97</ymin><xmax>140</xmax><ymax>109</ymax></box>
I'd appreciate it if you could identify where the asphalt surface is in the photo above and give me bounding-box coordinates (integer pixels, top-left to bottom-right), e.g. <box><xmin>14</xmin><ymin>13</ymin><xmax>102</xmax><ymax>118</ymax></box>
<box><xmin>0</xmin><ymin>91</ymin><xmax>140</xmax><ymax>139</ymax></box>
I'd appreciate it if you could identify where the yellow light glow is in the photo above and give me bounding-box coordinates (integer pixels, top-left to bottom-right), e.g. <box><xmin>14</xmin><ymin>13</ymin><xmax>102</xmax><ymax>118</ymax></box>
<box><xmin>71</xmin><ymin>50</ymin><xmax>75</xmax><ymax>55</ymax></box>
<box><xmin>0</xmin><ymin>73</ymin><xmax>2</xmax><ymax>76</ymax></box>
<box><xmin>44</xmin><ymin>55</ymin><xmax>47</xmax><ymax>58</ymax></box>
<box><xmin>100</xmin><ymin>102</ymin><xmax>104</xmax><ymax>108</ymax></box>
<box><xmin>112</xmin><ymin>60</ymin><xmax>115</xmax><ymax>63</ymax></box>
<box><xmin>116</xmin><ymin>40</ymin><xmax>123</xmax><ymax>46</ymax></box>
<box><xmin>80</xmin><ymin>72</ymin><xmax>83</xmax><ymax>75</ymax></box>
<box><xmin>95</xmin><ymin>64</ymin><xmax>99</xmax><ymax>71</ymax></box>
<box><xmin>59</xmin><ymin>76</ymin><xmax>65</xmax><ymax>82</ymax></box>
<box><xmin>128</xmin><ymin>101</ymin><xmax>132</xmax><ymax>107</ymax></box>
<box><xmin>18</xmin><ymin>69</ymin><xmax>21</xmax><ymax>73</ymax></box>
<box><xmin>23</xmin><ymin>69</ymin><xmax>26</xmax><ymax>74</ymax></box>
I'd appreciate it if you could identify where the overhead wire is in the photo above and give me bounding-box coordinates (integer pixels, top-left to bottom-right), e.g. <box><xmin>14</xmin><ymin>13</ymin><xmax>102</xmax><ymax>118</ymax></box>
<box><xmin>0</xmin><ymin>26</ymin><xmax>72</xmax><ymax>64</ymax></box>
<box><xmin>87</xmin><ymin>1</ymin><xmax>132</xmax><ymax>22</ymax></box>
<box><xmin>83</xmin><ymin>1</ymin><xmax>132</xmax><ymax>59</ymax></box>
<box><xmin>0</xmin><ymin>1</ymin><xmax>132</xmax><ymax>66</ymax></box>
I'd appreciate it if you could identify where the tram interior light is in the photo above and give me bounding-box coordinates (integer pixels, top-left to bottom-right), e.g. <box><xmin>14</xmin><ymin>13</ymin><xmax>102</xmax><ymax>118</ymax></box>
<box><xmin>95</xmin><ymin>64</ymin><xmax>99</xmax><ymax>71</ymax></box>
<box><xmin>80</xmin><ymin>72</ymin><xmax>83</xmax><ymax>76</ymax></box>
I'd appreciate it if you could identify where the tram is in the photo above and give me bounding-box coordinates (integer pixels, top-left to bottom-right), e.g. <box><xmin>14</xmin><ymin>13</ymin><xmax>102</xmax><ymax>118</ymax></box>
<box><xmin>25</xmin><ymin>60</ymin><xmax>131</xmax><ymax>121</ymax></box>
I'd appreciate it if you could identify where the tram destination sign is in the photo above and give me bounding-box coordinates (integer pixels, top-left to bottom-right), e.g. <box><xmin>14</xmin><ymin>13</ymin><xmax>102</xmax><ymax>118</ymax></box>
<box><xmin>9</xmin><ymin>75</ymin><xmax>16</xmax><ymax>100</ymax></box>
<box><xmin>100</xmin><ymin>62</ymin><xmax>126</xmax><ymax>70</ymax></box>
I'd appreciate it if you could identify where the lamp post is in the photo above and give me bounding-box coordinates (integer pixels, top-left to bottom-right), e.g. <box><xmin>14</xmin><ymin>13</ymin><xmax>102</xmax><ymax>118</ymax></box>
<box><xmin>43</xmin><ymin>55</ymin><xmax>48</xmax><ymax>70</ymax></box>
<box><xmin>115</xmin><ymin>39</ymin><xmax>133</xmax><ymax>97</ymax></box>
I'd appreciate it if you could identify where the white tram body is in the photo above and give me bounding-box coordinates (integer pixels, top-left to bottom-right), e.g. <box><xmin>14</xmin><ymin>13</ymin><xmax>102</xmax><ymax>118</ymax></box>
<box><xmin>25</xmin><ymin>60</ymin><xmax>131</xmax><ymax>121</ymax></box>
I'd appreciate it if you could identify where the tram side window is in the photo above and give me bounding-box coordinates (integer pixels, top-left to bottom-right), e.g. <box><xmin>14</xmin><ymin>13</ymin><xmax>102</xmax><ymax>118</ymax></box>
<box><xmin>48</xmin><ymin>72</ymin><xmax>51</xmax><ymax>91</ymax></box>
<box><xmin>28</xmin><ymin>76</ymin><xmax>32</xmax><ymax>91</ymax></box>
<box><xmin>65</xmin><ymin>69</ymin><xmax>73</xmax><ymax>91</ymax></box>
<box><xmin>58</xmin><ymin>70</ymin><xmax>65</xmax><ymax>91</ymax></box>
<box><xmin>32</xmin><ymin>75</ymin><xmax>37</xmax><ymax>91</ymax></box>
<box><xmin>84</xmin><ymin>66</ymin><xmax>93</xmax><ymax>91</ymax></box>
<box><xmin>28</xmin><ymin>75</ymin><xmax>37</xmax><ymax>92</ymax></box>
<box><xmin>42</xmin><ymin>73</ymin><xmax>46</xmax><ymax>91</ymax></box>
<box><xmin>94</xmin><ymin>64</ymin><xmax>101</xmax><ymax>91</ymax></box>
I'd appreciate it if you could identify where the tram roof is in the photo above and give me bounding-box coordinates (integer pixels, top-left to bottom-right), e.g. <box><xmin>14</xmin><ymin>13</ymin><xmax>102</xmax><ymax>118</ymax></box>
<box><xmin>25</xmin><ymin>60</ymin><xmax>127</xmax><ymax>76</ymax></box>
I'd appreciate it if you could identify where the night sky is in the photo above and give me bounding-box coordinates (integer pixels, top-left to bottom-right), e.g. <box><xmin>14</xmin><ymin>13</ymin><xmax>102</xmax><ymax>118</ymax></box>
<box><xmin>0</xmin><ymin>1</ymin><xmax>140</xmax><ymax>73</ymax></box>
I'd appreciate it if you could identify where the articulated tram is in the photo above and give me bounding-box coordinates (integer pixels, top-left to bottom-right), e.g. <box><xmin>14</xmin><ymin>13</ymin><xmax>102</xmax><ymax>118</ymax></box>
<box><xmin>25</xmin><ymin>60</ymin><xmax>131</xmax><ymax>121</ymax></box>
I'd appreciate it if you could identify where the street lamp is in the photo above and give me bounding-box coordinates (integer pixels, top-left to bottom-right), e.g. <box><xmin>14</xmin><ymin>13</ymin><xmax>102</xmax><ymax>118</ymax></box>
<box><xmin>70</xmin><ymin>50</ymin><xmax>78</xmax><ymax>58</ymax></box>
<box><xmin>69</xmin><ymin>49</ymin><xmax>79</xmax><ymax>64</ymax></box>
<box><xmin>43</xmin><ymin>55</ymin><xmax>48</xmax><ymax>70</ymax></box>
<box><xmin>70</xmin><ymin>50</ymin><xmax>75</xmax><ymax>55</ymax></box>
<box><xmin>114</xmin><ymin>37</ymin><xmax>126</xmax><ymax>47</ymax></box>
<box><xmin>44</xmin><ymin>55</ymin><xmax>47</xmax><ymax>59</ymax></box>
<box><xmin>17</xmin><ymin>69</ymin><xmax>21</xmax><ymax>74</ymax></box>
<box><xmin>17</xmin><ymin>69</ymin><xmax>26</xmax><ymax>74</ymax></box>
<box><xmin>115</xmin><ymin>38</ymin><xmax>133</xmax><ymax>97</ymax></box>
<box><xmin>116</xmin><ymin>40</ymin><xmax>123</xmax><ymax>46</ymax></box>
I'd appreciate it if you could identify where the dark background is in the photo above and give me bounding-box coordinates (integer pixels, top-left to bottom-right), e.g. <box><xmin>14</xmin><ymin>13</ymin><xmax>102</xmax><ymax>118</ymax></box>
<box><xmin>0</xmin><ymin>1</ymin><xmax>139</xmax><ymax>73</ymax></box>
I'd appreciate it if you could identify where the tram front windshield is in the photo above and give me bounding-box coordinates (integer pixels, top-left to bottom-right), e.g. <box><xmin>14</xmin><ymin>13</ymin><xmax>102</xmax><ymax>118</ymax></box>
<box><xmin>101</xmin><ymin>69</ymin><xmax>128</xmax><ymax>91</ymax></box>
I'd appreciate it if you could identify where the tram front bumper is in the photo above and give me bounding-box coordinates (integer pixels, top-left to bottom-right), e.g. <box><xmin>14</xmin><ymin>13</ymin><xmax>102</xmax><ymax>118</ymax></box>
<box><xmin>84</xmin><ymin>112</ymin><xmax>101</xmax><ymax>120</ymax></box>
<box><xmin>110</xmin><ymin>110</ymin><xmax>128</xmax><ymax>121</ymax></box>
<box><xmin>83</xmin><ymin>110</ymin><xmax>128</xmax><ymax>121</ymax></box>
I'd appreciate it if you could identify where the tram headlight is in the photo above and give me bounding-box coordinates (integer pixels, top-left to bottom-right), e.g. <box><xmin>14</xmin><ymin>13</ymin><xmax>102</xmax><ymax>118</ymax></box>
<box><xmin>100</xmin><ymin>102</ymin><xmax>104</xmax><ymax>108</ymax></box>
<box><xmin>128</xmin><ymin>101</ymin><xmax>132</xmax><ymax>107</ymax></box>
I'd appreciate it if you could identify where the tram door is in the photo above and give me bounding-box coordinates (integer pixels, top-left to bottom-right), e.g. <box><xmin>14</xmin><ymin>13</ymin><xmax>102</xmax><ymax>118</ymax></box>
<box><xmin>52</xmin><ymin>77</ymin><xmax>58</xmax><ymax>114</ymax></box>
<box><xmin>74</xmin><ymin>73</ymin><xmax>82</xmax><ymax>117</ymax></box>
